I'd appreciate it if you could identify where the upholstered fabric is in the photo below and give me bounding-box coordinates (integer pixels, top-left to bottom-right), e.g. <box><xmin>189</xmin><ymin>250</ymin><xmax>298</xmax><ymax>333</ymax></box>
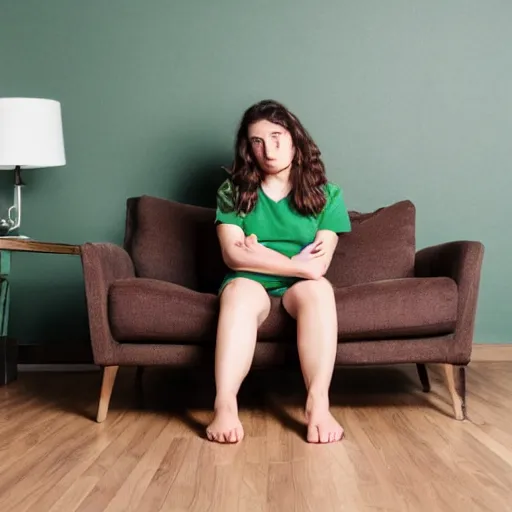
<box><xmin>81</xmin><ymin>242</ymin><xmax>135</xmax><ymax>365</ymax></box>
<box><xmin>124</xmin><ymin>195</ymin><xmax>214</xmax><ymax>290</ymax></box>
<box><xmin>108</xmin><ymin>277</ymin><xmax>294</xmax><ymax>343</ymax></box>
<box><xmin>334</xmin><ymin>277</ymin><xmax>457</xmax><ymax>339</ymax></box>
<box><xmin>123</xmin><ymin>195</ymin><xmax>416</xmax><ymax>294</ymax></box>
<box><xmin>108</xmin><ymin>276</ymin><xmax>457</xmax><ymax>343</ymax></box>
<box><xmin>325</xmin><ymin>200</ymin><xmax>416</xmax><ymax>287</ymax></box>
<box><xmin>81</xmin><ymin>194</ymin><xmax>484</xmax><ymax>369</ymax></box>
<box><xmin>107</xmin><ymin>335</ymin><xmax>458</xmax><ymax>368</ymax></box>
<box><xmin>109</xmin><ymin>278</ymin><xmax>218</xmax><ymax>343</ymax></box>
<box><xmin>415</xmin><ymin>241</ymin><xmax>485</xmax><ymax>364</ymax></box>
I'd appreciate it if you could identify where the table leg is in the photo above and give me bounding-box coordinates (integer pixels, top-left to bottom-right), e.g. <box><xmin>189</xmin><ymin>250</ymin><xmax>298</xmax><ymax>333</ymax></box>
<box><xmin>0</xmin><ymin>250</ymin><xmax>17</xmax><ymax>385</ymax></box>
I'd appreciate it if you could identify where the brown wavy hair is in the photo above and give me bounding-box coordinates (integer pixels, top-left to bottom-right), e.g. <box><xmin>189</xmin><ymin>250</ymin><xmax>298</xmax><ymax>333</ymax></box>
<box><xmin>229</xmin><ymin>99</ymin><xmax>327</xmax><ymax>216</ymax></box>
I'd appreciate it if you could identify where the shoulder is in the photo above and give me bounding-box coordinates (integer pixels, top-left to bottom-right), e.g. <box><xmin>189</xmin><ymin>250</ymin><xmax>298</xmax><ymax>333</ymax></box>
<box><xmin>323</xmin><ymin>182</ymin><xmax>343</xmax><ymax>203</ymax></box>
<box><xmin>216</xmin><ymin>178</ymin><xmax>239</xmax><ymax>213</ymax></box>
<box><xmin>320</xmin><ymin>182</ymin><xmax>349</xmax><ymax>215</ymax></box>
<box><xmin>217</xmin><ymin>177</ymin><xmax>236</xmax><ymax>197</ymax></box>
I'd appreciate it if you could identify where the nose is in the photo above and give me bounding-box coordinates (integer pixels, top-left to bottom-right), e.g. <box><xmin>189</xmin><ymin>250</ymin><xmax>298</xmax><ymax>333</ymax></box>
<box><xmin>264</xmin><ymin>144</ymin><xmax>276</xmax><ymax>160</ymax></box>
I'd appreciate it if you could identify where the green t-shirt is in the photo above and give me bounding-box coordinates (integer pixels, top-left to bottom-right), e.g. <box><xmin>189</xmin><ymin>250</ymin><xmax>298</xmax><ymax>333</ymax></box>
<box><xmin>215</xmin><ymin>179</ymin><xmax>351</xmax><ymax>294</ymax></box>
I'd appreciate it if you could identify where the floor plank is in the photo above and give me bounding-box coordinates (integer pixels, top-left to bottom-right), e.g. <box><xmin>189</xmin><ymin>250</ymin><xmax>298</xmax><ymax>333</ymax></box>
<box><xmin>1</xmin><ymin>362</ymin><xmax>511</xmax><ymax>511</ymax></box>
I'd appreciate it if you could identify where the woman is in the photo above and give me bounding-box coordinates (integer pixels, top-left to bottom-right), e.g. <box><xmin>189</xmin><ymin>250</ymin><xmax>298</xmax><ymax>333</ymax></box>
<box><xmin>206</xmin><ymin>99</ymin><xmax>351</xmax><ymax>444</ymax></box>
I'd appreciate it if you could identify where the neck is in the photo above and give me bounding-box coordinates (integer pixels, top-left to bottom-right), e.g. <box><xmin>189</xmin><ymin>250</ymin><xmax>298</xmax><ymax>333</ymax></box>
<box><xmin>262</xmin><ymin>164</ymin><xmax>292</xmax><ymax>187</ymax></box>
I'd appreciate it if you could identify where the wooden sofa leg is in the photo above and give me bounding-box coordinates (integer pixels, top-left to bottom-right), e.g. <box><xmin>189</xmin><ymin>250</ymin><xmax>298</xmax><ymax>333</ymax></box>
<box><xmin>97</xmin><ymin>366</ymin><xmax>119</xmax><ymax>423</ymax></box>
<box><xmin>416</xmin><ymin>364</ymin><xmax>430</xmax><ymax>392</ymax></box>
<box><xmin>443</xmin><ymin>364</ymin><xmax>466</xmax><ymax>420</ymax></box>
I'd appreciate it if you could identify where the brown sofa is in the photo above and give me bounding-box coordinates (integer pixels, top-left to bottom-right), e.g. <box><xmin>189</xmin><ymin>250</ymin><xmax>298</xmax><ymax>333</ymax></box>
<box><xmin>80</xmin><ymin>195</ymin><xmax>484</xmax><ymax>423</ymax></box>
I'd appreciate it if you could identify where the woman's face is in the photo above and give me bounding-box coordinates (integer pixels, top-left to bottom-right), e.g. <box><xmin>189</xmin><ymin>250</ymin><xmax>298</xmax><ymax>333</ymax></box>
<box><xmin>247</xmin><ymin>119</ymin><xmax>295</xmax><ymax>175</ymax></box>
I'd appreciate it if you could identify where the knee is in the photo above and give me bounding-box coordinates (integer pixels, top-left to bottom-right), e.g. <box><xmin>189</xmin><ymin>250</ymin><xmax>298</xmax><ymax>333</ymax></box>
<box><xmin>289</xmin><ymin>277</ymin><xmax>334</xmax><ymax>306</ymax></box>
<box><xmin>221</xmin><ymin>278</ymin><xmax>270</xmax><ymax>312</ymax></box>
<box><xmin>298</xmin><ymin>277</ymin><xmax>333</xmax><ymax>296</ymax></box>
<box><xmin>222</xmin><ymin>277</ymin><xmax>263</xmax><ymax>297</ymax></box>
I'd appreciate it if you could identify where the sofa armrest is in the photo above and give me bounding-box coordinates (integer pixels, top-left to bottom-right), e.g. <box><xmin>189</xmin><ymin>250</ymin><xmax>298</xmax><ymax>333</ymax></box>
<box><xmin>80</xmin><ymin>242</ymin><xmax>135</xmax><ymax>365</ymax></box>
<box><xmin>415</xmin><ymin>241</ymin><xmax>484</xmax><ymax>363</ymax></box>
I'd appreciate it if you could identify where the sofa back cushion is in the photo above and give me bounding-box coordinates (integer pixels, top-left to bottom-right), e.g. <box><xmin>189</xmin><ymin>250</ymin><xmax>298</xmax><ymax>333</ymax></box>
<box><xmin>124</xmin><ymin>195</ymin><xmax>222</xmax><ymax>290</ymax></box>
<box><xmin>124</xmin><ymin>195</ymin><xmax>415</xmax><ymax>293</ymax></box>
<box><xmin>325</xmin><ymin>200</ymin><xmax>416</xmax><ymax>287</ymax></box>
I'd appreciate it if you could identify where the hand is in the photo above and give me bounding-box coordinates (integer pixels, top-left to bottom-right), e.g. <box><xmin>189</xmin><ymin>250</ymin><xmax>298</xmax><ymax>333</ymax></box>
<box><xmin>234</xmin><ymin>234</ymin><xmax>257</xmax><ymax>248</ymax></box>
<box><xmin>244</xmin><ymin>234</ymin><xmax>259</xmax><ymax>248</ymax></box>
<box><xmin>292</xmin><ymin>242</ymin><xmax>328</xmax><ymax>280</ymax></box>
<box><xmin>292</xmin><ymin>240</ymin><xmax>326</xmax><ymax>262</ymax></box>
<box><xmin>297</xmin><ymin>258</ymin><xmax>327</xmax><ymax>280</ymax></box>
<box><xmin>234</xmin><ymin>233</ymin><xmax>261</xmax><ymax>251</ymax></box>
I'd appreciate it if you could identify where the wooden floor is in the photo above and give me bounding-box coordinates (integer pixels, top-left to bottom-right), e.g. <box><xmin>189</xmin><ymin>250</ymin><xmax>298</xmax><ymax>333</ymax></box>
<box><xmin>1</xmin><ymin>362</ymin><xmax>511</xmax><ymax>512</ymax></box>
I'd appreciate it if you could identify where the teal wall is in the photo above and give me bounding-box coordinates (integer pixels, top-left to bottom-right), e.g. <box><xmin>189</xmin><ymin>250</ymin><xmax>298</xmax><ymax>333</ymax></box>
<box><xmin>1</xmin><ymin>0</ymin><xmax>511</xmax><ymax>346</ymax></box>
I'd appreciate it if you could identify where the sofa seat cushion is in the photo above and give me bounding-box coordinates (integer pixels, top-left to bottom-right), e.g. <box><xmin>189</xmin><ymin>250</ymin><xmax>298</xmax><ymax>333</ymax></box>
<box><xmin>335</xmin><ymin>277</ymin><xmax>458</xmax><ymax>340</ymax></box>
<box><xmin>109</xmin><ymin>278</ymin><xmax>219</xmax><ymax>343</ymax></box>
<box><xmin>110</xmin><ymin>276</ymin><xmax>457</xmax><ymax>344</ymax></box>
<box><xmin>109</xmin><ymin>277</ymin><xmax>297</xmax><ymax>344</ymax></box>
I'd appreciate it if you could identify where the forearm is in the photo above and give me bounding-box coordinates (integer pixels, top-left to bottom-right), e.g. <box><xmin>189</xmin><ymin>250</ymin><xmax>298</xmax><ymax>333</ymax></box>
<box><xmin>224</xmin><ymin>244</ymin><xmax>303</xmax><ymax>277</ymax></box>
<box><xmin>309</xmin><ymin>230</ymin><xmax>339</xmax><ymax>275</ymax></box>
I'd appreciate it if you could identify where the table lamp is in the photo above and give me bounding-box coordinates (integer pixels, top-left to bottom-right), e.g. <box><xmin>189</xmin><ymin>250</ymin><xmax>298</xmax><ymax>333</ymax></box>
<box><xmin>0</xmin><ymin>98</ymin><xmax>66</xmax><ymax>238</ymax></box>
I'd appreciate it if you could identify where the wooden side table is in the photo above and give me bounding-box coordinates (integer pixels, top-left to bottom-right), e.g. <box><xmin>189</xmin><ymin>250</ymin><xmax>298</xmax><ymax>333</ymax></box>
<box><xmin>0</xmin><ymin>239</ymin><xmax>80</xmax><ymax>385</ymax></box>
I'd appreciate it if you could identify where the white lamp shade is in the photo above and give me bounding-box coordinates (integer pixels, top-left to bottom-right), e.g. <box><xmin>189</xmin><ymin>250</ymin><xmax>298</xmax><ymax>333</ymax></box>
<box><xmin>0</xmin><ymin>97</ymin><xmax>66</xmax><ymax>170</ymax></box>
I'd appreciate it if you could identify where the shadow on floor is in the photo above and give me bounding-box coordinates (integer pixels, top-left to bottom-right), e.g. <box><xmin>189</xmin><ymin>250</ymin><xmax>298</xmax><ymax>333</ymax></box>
<box><xmin>11</xmin><ymin>363</ymin><xmax>453</xmax><ymax>439</ymax></box>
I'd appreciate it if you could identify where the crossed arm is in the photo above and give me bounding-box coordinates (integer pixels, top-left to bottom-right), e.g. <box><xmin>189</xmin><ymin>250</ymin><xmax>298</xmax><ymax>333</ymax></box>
<box><xmin>217</xmin><ymin>224</ymin><xmax>339</xmax><ymax>280</ymax></box>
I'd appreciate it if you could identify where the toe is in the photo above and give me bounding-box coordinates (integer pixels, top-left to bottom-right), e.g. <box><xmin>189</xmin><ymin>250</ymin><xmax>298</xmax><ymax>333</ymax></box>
<box><xmin>235</xmin><ymin>426</ymin><xmax>244</xmax><ymax>442</ymax></box>
<box><xmin>319</xmin><ymin>429</ymin><xmax>330</xmax><ymax>443</ymax></box>
<box><xmin>330</xmin><ymin>429</ymin><xmax>344</xmax><ymax>443</ymax></box>
<box><xmin>307</xmin><ymin>413</ymin><xmax>345</xmax><ymax>443</ymax></box>
<box><xmin>307</xmin><ymin>425</ymin><xmax>320</xmax><ymax>443</ymax></box>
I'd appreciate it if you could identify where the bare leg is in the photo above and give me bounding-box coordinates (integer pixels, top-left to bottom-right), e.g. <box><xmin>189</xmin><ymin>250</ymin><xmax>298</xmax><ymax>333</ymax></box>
<box><xmin>283</xmin><ymin>278</ymin><xmax>343</xmax><ymax>443</ymax></box>
<box><xmin>206</xmin><ymin>278</ymin><xmax>271</xmax><ymax>443</ymax></box>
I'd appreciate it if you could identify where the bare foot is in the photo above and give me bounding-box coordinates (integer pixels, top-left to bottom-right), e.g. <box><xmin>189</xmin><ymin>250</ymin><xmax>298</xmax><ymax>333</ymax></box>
<box><xmin>206</xmin><ymin>395</ymin><xmax>244</xmax><ymax>443</ymax></box>
<box><xmin>305</xmin><ymin>393</ymin><xmax>344</xmax><ymax>443</ymax></box>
